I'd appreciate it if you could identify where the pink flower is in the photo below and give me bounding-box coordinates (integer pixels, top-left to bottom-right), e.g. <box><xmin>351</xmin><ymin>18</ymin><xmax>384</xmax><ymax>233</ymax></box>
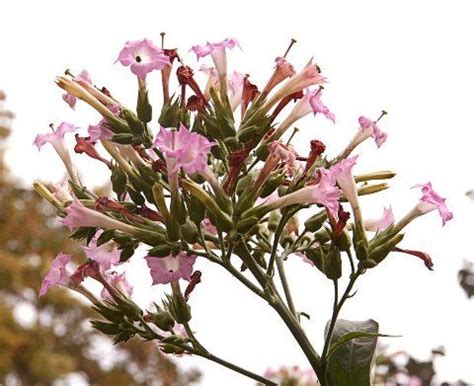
<box><xmin>61</xmin><ymin>196</ymin><xmax>139</xmax><ymax>235</ymax></box>
<box><xmin>100</xmin><ymin>272</ymin><xmax>133</xmax><ymax>301</ymax></box>
<box><xmin>117</xmin><ymin>39</ymin><xmax>170</xmax><ymax>79</ymax></box>
<box><xmin>359</xmin><ymin>116</ymin><xmax>387</xmax><ymax>148</ymax></box>
<box><xmin>263</xmin><ymin>59</ymin><xmax>326</xmax><ymax>112</ymax></box>
<box><xmin>308</xmin><ymin>89</ymin><xmax>335</xmax><ymax>123</ymax></box>
<box><xmin>261</xmin><ymin>57</ymin><xmax>296</xmax><ymax>98</ymax></box>
<box><xmin>34</xmin><ymin>122</ymin><xmax>79</xmax><ymax>184</ymax></box>
<box><xmin>153</xmin><ymin>123</ymin><xmax>215</xmax><ymax>175</ymax></box>
<box><xmin>228</xmin><ymin>71</ymin><xmax>245</xmax><ymax>111</ymax></box>
<box><xmin>146</xmin><ymin>252</ymin><xmax>197</xmax><ymax>285</ymax></box>
<box><xmin>39</xmin><ymin>252</ymin><xmax>72</xmax><ymax>296</ymax></box>
<box><xmin>199</xmin><ymin>65</ymin><xmax>219</xmax><ymax>98</ymax></box>
<box><xmin>273</xmin><ymin>88</ymin><xmax>333</xmax><ymax>140</ymax></box>
<box><xmin>201</xmin><ymin>218</ymin><xmax>218</xmax><ymax>235</ymax></box>
<box><xmin>415</xmin><ymin>182</ymin><xmax>453</xmax><ymax>226</ymax></box>
<box><xmin>50</xmin><ymin>182</ymin><xmax>72</xmax><ymax>202</ymax></box>
<box><xmin>87</xmin><ymin>105</ymin><xmax>120</xmax><ymax>143</ymax></box>
<box><xmin>330</xmin><ymin>157</ymin><xmax>359</xmax><ymax>213</ymax></box>
<box><xmin>62</xmin><ymin>70</ymin><xmax>92</xmax><ymax>109</ymax></box>
<box><xmin>364</xmin><ymin>206</ymin><xmax>394</xmax><ymax>232</ymax></box>
<box><xmin>33</xmin><ymin>122</ymin><xmax>77</xmax><ymax>151</ymax></box>
<box><xmin>262</xmin><ymin>168</ymin><xmax>340</xmax><ymax>219</ymax></box>
<box><xmin>190</xmin><ymin>38</ymin><xmax>240</xmax><ymax>79</ymax></box>
<box><xmin>82</xmin><ymin>230</ymin><xmax>121</xmax><ymax>272</ymax></box>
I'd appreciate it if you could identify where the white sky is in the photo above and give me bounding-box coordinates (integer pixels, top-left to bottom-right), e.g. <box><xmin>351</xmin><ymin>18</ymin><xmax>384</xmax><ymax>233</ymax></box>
<box><xmin>2</xmin><ymin>0</ymin><xmax>474</xmax><ymax>384</ymax></box>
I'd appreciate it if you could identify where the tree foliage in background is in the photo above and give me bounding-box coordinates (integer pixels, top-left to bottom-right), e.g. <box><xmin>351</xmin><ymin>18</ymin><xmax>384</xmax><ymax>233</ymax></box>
<box><xmin>0</xmin><ymin>94</ymin><xmax>200</xmax><ymax>386</ymax></box>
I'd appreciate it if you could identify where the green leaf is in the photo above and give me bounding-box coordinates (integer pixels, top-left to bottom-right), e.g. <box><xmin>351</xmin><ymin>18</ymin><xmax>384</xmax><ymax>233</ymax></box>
<box><xmin>324</xmin><ymin>319</ymin><xmax>380</xmax><ymax>386</ymax></box>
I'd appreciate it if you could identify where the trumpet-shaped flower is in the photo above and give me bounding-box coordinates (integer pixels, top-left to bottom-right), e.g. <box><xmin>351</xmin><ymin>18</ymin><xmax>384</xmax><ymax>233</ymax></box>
<box><xmin>39</xmin><ymin>252</ymin><xmax>72</xmax><ymax>296</ymax></box>
<box><xmin>364</xmin><ymin>206</ymin><xmax>394</xmax><ymax>232</ymax></box>
<box><xmin>34</xmin><ymin>122</ymin><xmax>79</xmax><ymax>184</ymax></box>
<box><xmin>190</xmin><ymin>38</ymin><xmax>240</xmax><ymax>80</ymax></box>
<box><xmin>146</xmin><ymin>252</ymin><xmax>197</xmax><ymax>285</ymax></box>
<box><xmin>260</xmin><ymin>168</ymin><xmax>340</xmax><ymax>219</ymax></box>
<box><xmin>101</xmin><ymin>272</ymin><xmax>133</xmax><ymax>300</ymax></box>
<box><xmin>153</xmin><ymin>123</ymin><xmax>215</xmax><ymax>175</ymax></box>
<box><xmin>199</xmin><ymin>65</ymin><xmax>219</xmax><ymax>98</ymax></box>
<box><xmin>62</xmin><ymin>70</ymin><xmax>92</xmax><ymax>109</ymax></box>
<box><xmin>415</xmin><ymin>183</ymin><xmax>453</xmax><ymax>225</ymax></box>
<box><xmin>228</xmin><ymin>71</ymin><xmax>245</xmax><ymax>111</ymax></box>
<box><xmin>83</xmin><ymin>231</ymin><xmax>121</xmax><ymax>272</ymax></box>
<box><xmin>273</xmin><ymin>88</ymin><xmax>333</xmax><ymax>139</ymax></box>
<box><xmin>330</xmin><ymin>157</ymin><xmax>358</xmax><ymax>207</ymax></box>
<box><xmin>261</xmin><ymin>57</ymin><xmax>296</xmax><ymax>98</ymax></box>
<box><xmin>117</xmin><ymin>39</ymin><xmax>170</xmax><ymax>79</ymax></box>
<box><xmin>61</xmin><ymin>196</ymin><xmax>139</xmax><ymax>235</ymax></box>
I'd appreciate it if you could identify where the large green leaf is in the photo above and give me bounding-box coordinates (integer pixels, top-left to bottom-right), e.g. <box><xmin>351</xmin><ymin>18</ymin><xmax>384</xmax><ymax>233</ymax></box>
<box><xmin>324</xmin><ymin>319</ymin><xmax>379</xmax><ymax>386</ymax></box>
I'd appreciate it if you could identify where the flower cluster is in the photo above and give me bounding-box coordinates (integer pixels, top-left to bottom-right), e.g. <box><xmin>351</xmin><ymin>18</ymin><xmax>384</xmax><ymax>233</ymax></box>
<box><xmin>34</xmin><ymin>36</ymin><xmax>452</xmax><ymax>385</ymax></box>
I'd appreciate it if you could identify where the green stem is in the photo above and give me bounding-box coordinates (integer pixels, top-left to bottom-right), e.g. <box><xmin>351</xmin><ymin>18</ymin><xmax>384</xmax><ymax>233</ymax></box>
<box><xmin>276</xmin><ymin>253</ymin><xmax>297</xmax><ymax>318</ymax></box>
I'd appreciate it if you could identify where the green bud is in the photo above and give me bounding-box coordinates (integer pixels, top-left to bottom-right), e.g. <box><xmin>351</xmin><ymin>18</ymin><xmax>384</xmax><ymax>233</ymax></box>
<box><xmin>161</xmin><ymin>343</ymin><xmax>185</xmax><ymax>355</ymax></box>
<box><xmin>120</xmin><ymin>246</ymin><xmax>136</xmax><ymax>262</ymax></box>
<box><xmin>314</xmin><ymin>227</ymin><xmax>331</xmax><ymax>244</ymax></box>
<box><xmin>236</xmin><ymin>216</ymin><xmax>259</xmax><ymax>233</ymax></box>
<box><xmin>152</xmin><ymin>310</ymin><xmax>175</xmax><ymax>331</ymax></box>
<box><xmin>260</xmin><ymin>172</ymin><xmax>285</xmax><ymax>198</ymax></box>
<box><xmin>116</xmin><ymin>297</ymin><xmax>142</xmax><ymax>320</ymax></box>
<box><xmin>189</xmin><ymin>195</ymin><xmax>206</xmax><ymax>224</ymax></box>
<box><xmin>91</xmin><ymin>320</ymin><xmax>122</xmax><ymax>336</ymax></box>
<box><xmin>128</xmin><ymin>189</ymin><xmax>145</xmax><ymax>205</ymax></box>
<box><xmin>337</xmin><ymin>229</ymin><xmax>352</xmax><ymax>251</ymax></box>
<box><xmin>360</xmin><ymin>258</ymin><xmax>378</xmax><ymax>269</ymax></box>
<box><xmin>167</xmin><ymin>291</ymin><xmax>192</xmax><ymax>324</ymax></box>
<box><xmin>236</xmin><ymin>171</ymin><xmax>257</xmax><ymax>196</ymax></box>
<box><xmin>112</xmin><ymin>133</ymin><xmax>134</xmax><ymax>145</ymax></box>
<box><xmin>324</xmin><ymin>248</ymin><xmax>342</xmax><ymax>280</ymax></box>
<box><xmin>304</xmin><ymin>210</ymin><xmax>328</xmax><ymax>232</ymax></box>
<box><xmin>368</xmin><ymin>233</ymin><xmax>405</xmax><ymax>265</ymax></box>
<box><xmin>111</xmin><ymin>167</ymin><xmax>127</xmax><ymax>196</ymax></box>
<box><xmin>137</xmin><ymin>89</ymin><xmax>152</xmax><ymax>123</ymax></box>
<box><xmin>148</xmin><ymin>244</ymin><xmax>172</xmax><ymax>257</ymax></box>
<box><xmin>122</xmin><ymin>108</ymin><xmax>146</xmax><ymax>134</ymax></box>
<box><xmin>268</xmin><ymin>210</ymin><xmax>282</xmax><ymax>232</ymax></box>
<box><xmin>353</xmin><ymin>223</ymin><xmax>369</xmax><ymax>261</ymax></box>
<box><xmin>181</xmin><ymin>221</ymin><xmax>199</xmax><ymax>244</ymax></box>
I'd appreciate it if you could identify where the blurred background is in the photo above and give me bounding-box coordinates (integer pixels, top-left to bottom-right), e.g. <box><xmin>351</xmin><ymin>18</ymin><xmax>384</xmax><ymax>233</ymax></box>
<box><xmin>1</xmin><ymin>0</ymin><xmax>474</xmax><ymax>385</ymax></box>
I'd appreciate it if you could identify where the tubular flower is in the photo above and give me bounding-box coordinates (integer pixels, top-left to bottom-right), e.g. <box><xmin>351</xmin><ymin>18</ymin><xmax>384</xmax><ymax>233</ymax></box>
<box><xmin>82</xmin><ymin>231</ymin><xmax>121</xmax><ymax>272</ymax></box>
<box><xmin>273</xmin><ymin>88</ymin><xmax>333</xmax><ymax>140</ymax></box>
<box><xmin>61</xmin><ymin>196</ymin><xmax>140</xmax><ymax>235</ymax></box>
<box><xmin>87</xmin><ymin>105</ymin><xmax>120</xmax><ymax>143</ymax></box>
<box><xmin>338</xmin><ymin>115</ymin><xmax>387</xmax><ymax>159</ymax></box>
<box><xmin>62</xmin><ymin>70</ymin><xmax>92</xmax><ymax>109</ymax></box>
<box><xmin>146</xmin><ymin>252</ymin><xmax>197</xmax><ymax>285</ymax></box>
<box><xmin>39</xmin><ymin>252</ymin><xmax>72</xmax><ymax>296</ymax></box>
<box><xmin>153</xmin><ymin>123</ymin><xmax>215</xmax><ymax>175</ymax></box>
<box><xmin>101</xmin><ymin>272</ymin><xmax>133</xmax><ymax>300</ymax></box>
<box><xmin>330</xmin><ymin>157</ymin><xmax>361</xmax><ymax>223</ymax></box>
<box><xmin>258</xmin><ymin>167</ymin><xmax>340</xmax><ymax>219</ymax></box>
<box><xmin>263</xmin><ymin>58</ymin><xmax>326</xmax><ymax>112</ymax></box>
<box><xmin>261</xmin><ymin>57</ymin><xmax>296</xmax><ymax>98</ymax></box>
<box><xmin>228</xmin><ymin>71</ymin><xmax>245</xmax><ymax>111</ymax></box>
<box><xmin>33</xmin><ymin>122</ymin><xmax>79</xmax><ymax>184</ymax></box>
<box><xmin>395</xmin><ymin>183</ymin><xmax>453</xmax><ymax>230</ymax></box>
<box><xmin>117</xmin><ymin>39</ymin><xmax>170</xmax><ymax>79</ymax></box>
<box><xmin>190</xmin><ymin>38</ymin><xmax>240</xmax><ymax>81</ymax></box>
<box><xmin>199</xmin><ymin>64</ymin><xmax>219</xmax><ymax>98</ymax></box>
<box><xmin>364</xmin><ymin>206</ymin><xmax>394</xmax><ymax>232</ymax></box>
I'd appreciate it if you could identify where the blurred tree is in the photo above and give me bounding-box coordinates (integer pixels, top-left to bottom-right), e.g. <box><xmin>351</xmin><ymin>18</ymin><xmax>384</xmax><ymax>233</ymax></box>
<box><xmin>0</xmin><ymin>92</ymin><xmax>200</xmax><ymax>386</ymax></box>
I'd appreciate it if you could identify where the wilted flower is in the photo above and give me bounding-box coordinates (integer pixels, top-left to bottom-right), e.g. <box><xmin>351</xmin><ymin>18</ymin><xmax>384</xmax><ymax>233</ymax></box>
<box><xmin>39</xmin><ymin>252</ymin><xmax>72</xmax><ymax>296</ymax></box>
<box><xmin>146</xmin><ymin>253</ymin><xmax>197</xmax><ymax>285</ymax></box>
<box><xmin>117</xmin><ymin>39</ymin><xmax>170</xmax><ymax>79</ymax></box>
<box><xmin>261</xmin><ymin>57</ymin><xmax>296</xmax><ymax>98</ymax></box>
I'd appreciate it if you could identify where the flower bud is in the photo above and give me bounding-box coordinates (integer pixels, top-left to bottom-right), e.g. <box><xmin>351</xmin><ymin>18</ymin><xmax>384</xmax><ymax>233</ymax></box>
<box><xmin>268</xmin><ymin>210</ymin><xmax>282</xmax><ymax>232</ymax></box>
<box><xmin>181</xmin><ymin>221</ymin><xmax>199</xmax><ymax>244</ymax></box>
<box><xmin>112</xmin><ymin>133</ymin><xmax>135</xmax><ymax>144</ymax></box>
<box><xmin>152</xmin><ymin>310</ymin><xmax>175</xmax><ymax>331</ymax></box>
<box><xmin>304</xmin><ymin>210</ymin><xmax>327</xmax><ymax>232</ymax></box>
<box><xmin>368</xmin><ymin>233</ymin><xmax>405</xmax><ymax>265</ymax></box>
<box><xmin>148</xmin><ymin>244</ymin><xmax>173</xmax><ymax>257</ymax></box>
<box><xmin>324</xmin><ymin>247</ymin><xmax>342</xmax><ymax>280</ymax></box>
<box><xmin>353</xmin><ymin>223</ymin><xmax>369</xmax><ymax>261</ymax></box>
<box><xmin>167</xmin><ymin>288</ymin><xmax>192</xmax><ymax>324</ymax></box>
<box><xmin>122</xmin><ymin>108</ymin><xmax>146</xmax><ymax>134</ymax></box>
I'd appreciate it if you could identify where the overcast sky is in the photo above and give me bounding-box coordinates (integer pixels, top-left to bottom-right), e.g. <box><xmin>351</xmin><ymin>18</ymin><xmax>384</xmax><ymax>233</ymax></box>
<box><xmin>2</xmin><ymin>0</ymin><xmax>474</xmax><ymax>384</ymax></box>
